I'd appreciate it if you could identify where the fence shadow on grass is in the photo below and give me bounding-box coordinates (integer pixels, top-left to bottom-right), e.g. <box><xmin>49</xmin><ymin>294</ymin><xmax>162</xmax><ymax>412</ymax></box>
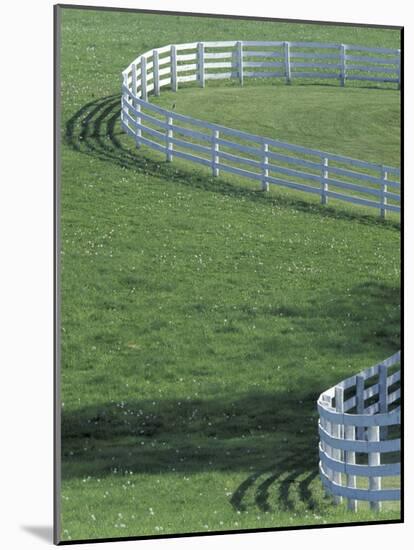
<box><xmin>61</xmin><ymin>388</ymin><xmax>323</xmax><ymax>512</ymax></box>
<box><xmin>61</xmin><ymin>97</ymin><xmax>400</xmax><ymax>513</ymax></box>
<box><xmin>59</xmin><ymin>276</ymin><xmax>399</xmax><ymax>512</ymax></box>
<box><xmin>230</xmin><ymin>466</ymin><xmax>320</xmax><ymax>513</ymax></box>
<box><xmin>64</xmin><ymin>95</ymin><xmax>400</xmax><ymax>230</ymax></box>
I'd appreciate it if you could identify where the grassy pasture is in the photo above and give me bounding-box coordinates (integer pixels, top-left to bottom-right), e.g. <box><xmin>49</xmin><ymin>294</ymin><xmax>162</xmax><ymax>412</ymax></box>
<box><xmin>152</xmin><ymin>84</ymin><xmax>400</xmax><ymax>166</ymax></box>
<box><xmin>59</xmin><ymin>7</ymin><xmax>401</xmax><ymax>542</ymax></box>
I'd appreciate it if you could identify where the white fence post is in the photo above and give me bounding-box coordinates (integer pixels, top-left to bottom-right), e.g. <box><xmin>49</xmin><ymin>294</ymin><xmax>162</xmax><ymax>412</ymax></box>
<box><xmin>237</xmin><ymin>41</ymin><xmax>244</xmax><ymax>86</ymax></box>
<box><xmin>378</xmin><ymin>364</ymin><xmax>388</xmax><ymax>439</ymax></box>
<box><xmin>121</xmin><ymin>72</ymin><xmax>127</xmax><ymax>126</ymax></box>
<box><xmin>325</xmin><ymin>418</ymin><xmax>334</xmax><ymax>488</ymax></box>
<box><xmin>322</xmin><ymin>416</ymin><xmax>334</xmax><ymax>494</ymax></box>
<box><xmin>333</xmin><ymin>386</ymin><xmax>344</xmax><ymax>504</ymax></box>
<box><xmin>153</xmin><ymin>49</ymin><xmax>160</xmax><ymax>96</ymax></box>
<box><xmin>131</xmin><ymin>64</ymin><xmax>141</xmax><ymax>148</ymax></box>
<box><xmin>320</xmin><ymin>394</ymin><xmax>334</xmax><ymax>493</ymax></box>
<box><xmin>166</xmin><ymin>115</ymin><xmax>173</xmax><ymax>162</ymax></box>
<box><xmin>171</xmin><ymin>45</ymin><xmax>177</xmax><ymax>92</ymax></box>
<box><xmin>356</xmin><ymin>375</ymin><xmax>365</xmax><ymax>441</ymax></box>
<box><xmin>284</xmin><ymin>41</ymin><xmax>291</xmax><ymax>84</ymax></box>
<box><xmin>344</xmin><ymin>424</ymin><xmax>357</xmax><ymax>511</ymax></box>
<box><xmin>321</xmin><ymin>157</ymin><xmax>329</xmax><ymax>205</ymax></box>
<box><xmin>198</xmin><ymin>42</ymin><xmax>205</xmax><ymax>88</ymax></box>
<box><xmin>121</xmin><ymin>72</ymin><xmax>130</xmax><ymax>132</ymax></box>
<box><xmin>212</xmin><ymin>130</ymin><xmax>220</xmax><ymax>177</ymax></box>
<box><xmin>368</xmin><ymin>425</ymin><xmax>382</xmax><ymax>512</ymax></box>
<box><xmin>130</xmin><ymin>64</ymin><xmax>137</xmax><ymax>97</ymax></box>
<box><xmin>340</xmin><ymin>44</ymin><xmax>347</xmax><ymax>87</ymax></box>
<box><xmin>380</xmin><ymin>167</ymin><xmax>388</xmax><ymax>219</ymax></box>
<box><xmin>262</xmin><ymin>143</ymin><xmax>269</xmax><ymax>191</ymax></box>
<box><xmin>141</xmin><ymin>56</ymin><xmax>148</xmax><ymax>101</ymax></box>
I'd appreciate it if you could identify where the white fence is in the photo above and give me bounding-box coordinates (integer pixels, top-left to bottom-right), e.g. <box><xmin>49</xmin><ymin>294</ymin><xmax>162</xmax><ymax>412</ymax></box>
<box><xmin>121</xmin><ymin>41</ymin><xmax>401</xmax><ymax>217</ymax></box>
<box><xmin>317</xmin><ymin>351</ymin><xmax>401</xmax><ymax>511</ymax></box>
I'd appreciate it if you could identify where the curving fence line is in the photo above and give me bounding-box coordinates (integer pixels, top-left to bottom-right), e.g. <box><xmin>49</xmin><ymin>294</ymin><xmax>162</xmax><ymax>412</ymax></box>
<box><xmin>121</xmin><ymin>40</ymin><xmax>401</xmax><ymax>217</ymax></box>
<box><xmin>318</xmin><ymin>351</ymin><xmax>401</xmax><ymax>511</ymax></box>
<box><xmin>121</xmin><ymin>41</ymin><xmax>401</xmax><ymax>512</ymax></box>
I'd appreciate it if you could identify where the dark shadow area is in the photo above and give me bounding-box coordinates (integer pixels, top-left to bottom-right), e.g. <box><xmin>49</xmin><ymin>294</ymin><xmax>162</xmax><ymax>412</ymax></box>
<box><xmin>62</xmin><ymin>389</ymin><xmax>320</xmax><ymax>475</ymax></box>
<box><xmin>21</xmin><ymin>525</ymin><xmax>53</xmax><ymax>543</ymax></box>
<box><xmin>258</xmin><ymin>280</ymin><xmax>400</xmax><ymax>357</ymax></box>
<box><xmin>64</xmin><ymin>95</ymin><xmax>400</xmax><ymax>231</ymax></box>
<box><xmin>62</xmin><ymin>387</ymin><xmax>320</xmax><ymax>511</ymax></box>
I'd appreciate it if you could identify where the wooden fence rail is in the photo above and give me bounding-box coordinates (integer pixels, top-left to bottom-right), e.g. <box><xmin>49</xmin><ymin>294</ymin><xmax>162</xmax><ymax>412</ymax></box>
<box><xmin>121</xmin><ymin>40</ymin><xmax>401</xmax><ymax>217</ymax></box>
<box><xmin>317</xmin><ymin>351</ymin><xmax>401</xmax><ymax>511</ymax></box>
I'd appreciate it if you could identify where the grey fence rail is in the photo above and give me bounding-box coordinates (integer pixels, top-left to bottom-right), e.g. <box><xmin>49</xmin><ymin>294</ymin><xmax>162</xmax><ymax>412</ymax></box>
<box><xmin>121</xmin><ymin>40</ymin><xmax>401</xmax><ymax>217</ymax></box>
<box><xmin>318</xmin><ymin>351</ymin><xmax>401</xmax><ymax>511</ymax></box>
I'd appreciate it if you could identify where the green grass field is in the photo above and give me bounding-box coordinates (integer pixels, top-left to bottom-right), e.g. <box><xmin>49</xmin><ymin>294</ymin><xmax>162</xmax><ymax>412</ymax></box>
<box><xmin>59</xmin><ymin>7</ymin><xmax>401</xmax><ymax>542</ymax></box>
